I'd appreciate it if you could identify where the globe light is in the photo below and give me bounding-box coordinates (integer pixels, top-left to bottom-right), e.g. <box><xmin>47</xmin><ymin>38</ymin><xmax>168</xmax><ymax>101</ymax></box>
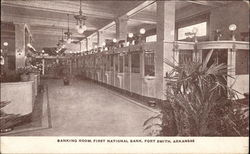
<box><xmin>94</xmin><ymin>45</ymin><xmax>98</xmax><ymax>49</ymax></box>
<box><xmin>3</xmin><ymin>42</ymin><xmax>8</xmax><ymax>46</ymax></box>
<box><xmin>192</xmin><ymin>27</ymin><xmax>198</xmax><ymax>34</ymax></box>
<box><xmin>27</xmin><ymin>43</ymin><xmax>32</xmax><ymax>48</ymax></box>
<box><xmin>229</xmin><ymin>24</ymin><xmax>237</xmax><ymax>31</ymax></box>
<box><xmin>113</xmin><ymin>38</ymin><xmax>117</xmax><ymax>43</ymax></box>
<box><xmin>67</xmin><ymin>38</ymin><xmax>72</xmax><ymax>44</ymax></box>
<box><xmin>139</xmin><ymin>28</ymin><xmax>146</xmax><ymax>35</ymax></box>
<box><xmin>77</xmin><ymin>25</ymin><xmax>87</xmax><ymax>34</ymax></box>
<box><xmin>82</xmin><ymin>25</ymin><xmax>87</xmax><ymax>31</ymax></box>
<box><xmin>0</xmin><ymin>55</ymin><xmax>4</xmax><ymax>65</ymax></box>
<box><xmin>128</xmin><ymin>33</ymin><xmax>134</xmax><ymax>38</ymax></box>
<box><xmin>42</xmin><ymin>50</ymin><xmax>45</xmax><ymax>53</ymax></box>
<box><xmin>77</xmin><ymin>27</ymin><xmax>85</xmax><ymax>34</ymax></box>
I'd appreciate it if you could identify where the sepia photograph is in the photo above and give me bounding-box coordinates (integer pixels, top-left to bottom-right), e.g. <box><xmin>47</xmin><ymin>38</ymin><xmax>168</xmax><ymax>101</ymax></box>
<box><xmin>0</xmin><ymin>0</ymin><xmax>249</xmax><ymax>153</ymax></box>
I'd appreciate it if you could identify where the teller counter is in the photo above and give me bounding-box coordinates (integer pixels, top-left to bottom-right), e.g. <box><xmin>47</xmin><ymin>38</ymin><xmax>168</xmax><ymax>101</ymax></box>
<box><xmin>0</xmin><ymin>81</ymin><xmax>34</xmax><ymax>115</ymax></box>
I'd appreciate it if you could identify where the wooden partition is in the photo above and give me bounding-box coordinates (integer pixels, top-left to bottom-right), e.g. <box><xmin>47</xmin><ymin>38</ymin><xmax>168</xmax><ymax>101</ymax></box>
<box><xmin>173</xmin><ymin>41</ymin><xmax>249</xmax><ymax>99</ymax></box>
<box><xmin>83</xmin><ymin>42</ymin><xmax>158</xmax><ymax>98</ymax></box>
<box><xmin>83</xmin><ymin>40</ymin><xmax>249</xmax><ymax>100</ymax></box>
<box><xmin>197</xmin><ymin>41</ymin><xmax>249</xmax><ymax>98</ymax></box>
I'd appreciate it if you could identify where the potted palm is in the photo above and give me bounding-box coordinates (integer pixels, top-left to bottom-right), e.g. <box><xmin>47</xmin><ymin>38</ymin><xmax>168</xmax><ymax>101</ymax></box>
<box><xmin>144</xmin><ymin>50</ymin><xmax>248</xmax><ymax>136</ymax></box>
<box><xmin>0</xmin><ymin>101</ymin><xmax>22</xmax><ymax>133</ymax></box>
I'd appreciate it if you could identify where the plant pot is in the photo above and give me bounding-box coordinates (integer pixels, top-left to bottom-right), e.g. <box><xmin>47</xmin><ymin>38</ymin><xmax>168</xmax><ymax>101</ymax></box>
<box><xmin>63</xmin><ymin>78</ymin><xmax>70</xmax><ymax>85</ymax></box>
<box><xmin>20</xmin><ymin>74</ymin><xmax>30</xmax><ymax>81</ymax></box>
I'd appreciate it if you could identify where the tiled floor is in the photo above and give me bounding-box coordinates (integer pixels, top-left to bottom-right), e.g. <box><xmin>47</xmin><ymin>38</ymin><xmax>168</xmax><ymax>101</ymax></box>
<box><xmin>14</xmin><ymin>79</ymin><xmax>157</xmax><ymax>136</ymax></box>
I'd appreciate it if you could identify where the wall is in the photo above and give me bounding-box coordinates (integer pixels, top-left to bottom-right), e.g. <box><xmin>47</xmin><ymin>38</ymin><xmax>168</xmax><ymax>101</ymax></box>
<box><xmin>33</xmin><ymin>34</ymin><xmax>58</xmax><ymax>52</ymax></box>
<box><xmin>209</xmin><ymin>2</ymin><xmax>249</xmax><ymax>41</ymax></box>
<box><xmin>15</xmin><ymin>23</ymin><xmax>33</xmax><ymax>68</ymax></box>
<box><xmin>210</xmin><ymin>2</ymin><xmax>249</xmax><ymax>98</ymax></box>
<box><xmin>1</xmin><ymin>22</ymin><xmax>16</xmax><ymax>72</ymax></box>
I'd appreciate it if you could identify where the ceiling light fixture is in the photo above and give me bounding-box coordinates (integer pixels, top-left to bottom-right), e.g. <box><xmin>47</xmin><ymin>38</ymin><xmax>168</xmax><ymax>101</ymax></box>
<box><xmin>229</xmin><ymin>24</ymin><xmax>237</xmax><ymax>41</ymax></box>
<box><xmin>3</xmin><ymin>42</ymin><xmax>8</xmax><ymax>46</ymax></box>
<box><xmin>75</xmin><ymin>0</ymin><xmax>87</xmax><ymax>34</ymax></box>
<box><xmin>128</xmin><ymin>33</ymin><xmax>134</xmax><ymax>38</ymax></box>
<box><xmin>65</xmin><ymin>14</ymin><xmax>72</xmax><ymax>44</ymax></box>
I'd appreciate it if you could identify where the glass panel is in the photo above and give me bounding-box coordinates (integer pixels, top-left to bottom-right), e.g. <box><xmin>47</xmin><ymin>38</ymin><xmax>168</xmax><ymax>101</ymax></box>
<box><xmin>178</xmin><ymin>22</ymin><xmax>207</xmax><ymax>40</ymax></box>
<box><xmin>236</xmin><ymin>50</ymin><xmax>249</xmax><ymax>75</ymax></box>
<box><xmin>114</xmin><ymin>55</ymin><xmax>118</xmax><ymax>72</ymax></box>
<box><xmin>124</xmin><ymin>54</ymin><xmax>129</xmax><ymax>72</ymax></box>
<box><xmin>107</xmin><ymin>55</ymin><xmax>112</xmax><ymax>71</ymax></box>
<box><xmin>179</xmin><ymin>50</ymin><xmax>193</xmax><ymax>65</ymax></box>
<box><xmin>119</xmin><ymin>55</ymin><xmax>123</xmax><ymax>73</ymax></box>
<box><xmin>110</xmin><ymin>55</ymin><xmax>113</xmax><ymax>67</ymax></box>
<box><xmin>131</xmin><ymin>53</ymin><xmax>140</xmax><ymax>73</ymax></box>
<box><xmin>144</xmin><ymin>52</ymin><xmax>155</xmax><ymax>76</ymax></box>
<box><xmin>146</xmin><ymin>35</ymin><xmax>157</xmax><ymax>42</ymax></box>
<box><xmin>125</xmin><ymin>54</ymin><xmax>129</xmax><ymax>67</ymax></box>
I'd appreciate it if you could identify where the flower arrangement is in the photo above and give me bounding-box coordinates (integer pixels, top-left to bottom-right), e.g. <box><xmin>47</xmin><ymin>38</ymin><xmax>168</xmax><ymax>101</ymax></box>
<box><xmin>17</xmin><ymin>65</ymin><xmax>39</xmax><ymax>75</ymax></box>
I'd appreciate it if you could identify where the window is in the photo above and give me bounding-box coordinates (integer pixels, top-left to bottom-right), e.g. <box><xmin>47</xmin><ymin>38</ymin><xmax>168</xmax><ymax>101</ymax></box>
<box><xmin>119</xmin><ymin>55</ymin><xmax>123</xmax><ymax>73</ymax></box>
<box><xmin>144</xmin><ymin>51</ymin><xmax>155</xmax><ymax>76</ymax></box>
<box><xmin>236</xmin><ymin>50</ymin><xmax>249</xmax><ymax>75</ymax></box>
<box><xmin>124</xmin><ymin>54</ymin><xmax>129</xmax><ymax>72</ymax></box>
<box><xmin>146</xmin><ymin>35</ymin><xmax>157</xmax><ymax>42</ymax></box>
<box><xmin>125</xmin><ymin>55</ymin><xmax>129</xmax><ymax>67</ymax></box>
<box><xmin>114</xmin><ymin>55</ymin><xmax>118</xmax><ymax>72</ymax></box>
<box><xmin>178</xmin><ymin>22</ymin><xmax>207</xmax><ymax>40</ymax></box>
<box><xmin>179</xmin><ymin>50</ymin><xmax>193</xmax><ymax>65</ymax></box>
<box><xmin>131</xmin><ymin>53</ymin><xmax>140</xmax><ymax>73</ymax></box>
<box><xmin>106</xmin><ymin>55</ymin><xmax>112</xmax><ymax>71</ymax></box>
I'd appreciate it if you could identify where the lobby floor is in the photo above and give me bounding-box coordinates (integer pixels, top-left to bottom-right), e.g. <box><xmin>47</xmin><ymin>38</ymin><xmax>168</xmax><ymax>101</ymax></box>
<box><xmin>14</xmin><ymin>79</ymin><xmax>157</xmax><ymax>136</ymax></box>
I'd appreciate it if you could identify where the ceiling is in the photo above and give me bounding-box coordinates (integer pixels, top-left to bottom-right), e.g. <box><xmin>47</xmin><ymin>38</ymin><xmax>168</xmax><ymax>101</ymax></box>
<box><xmin>1</xmin><ymin>0</ymin><xmax>231</xmax><ymax>50</ymax></box>
<box><xmin>1</xmin><ymin>0</ymin><xmax>145</xmax><ymax>37</ymax></box>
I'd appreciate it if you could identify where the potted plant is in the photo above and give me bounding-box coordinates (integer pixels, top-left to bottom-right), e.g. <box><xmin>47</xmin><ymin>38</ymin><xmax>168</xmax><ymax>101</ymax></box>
<box><xmin>17</xmin><ymin>65</ymin><xmax>39</xmax><ymax>82</ymax></box>
<box><xmin>144</xmin><ymin>50</ymin><xmax>248</xmax><ymax>136</ymax></box>
<box><xmin>0</xmin><ymin>101</ymin><xmax>22</xmax><ymax>133</ymax></box>
<box><xmin>17</xmin><ymin>66</ymin><xmax>31</xmax><ymax>81</ymax></box>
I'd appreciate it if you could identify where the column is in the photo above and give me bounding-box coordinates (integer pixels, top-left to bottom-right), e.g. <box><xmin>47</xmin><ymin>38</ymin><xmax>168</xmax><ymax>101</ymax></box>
<box><xmin>15</xmin><ymin>23</ymin><xmax>26</xmax><ymax>69</ymax></box>
<box><xmin>227</xmin><ymin>48</ymin><xmax>236</xmax><ymax>93</ymax></box>
<box><xmin>155</xmin><ymin>1</ymin><xmax>176</xmax><ymax>100</ymax></box>
<box><xmin>115</xmin><ymin>15</ymin><xmax>128</xmax><ymax>41</ymax></box>
<box><xmin>42</xmin><ymin>59</ymin><xmax>45</xmax><ymax>75</ymax></box>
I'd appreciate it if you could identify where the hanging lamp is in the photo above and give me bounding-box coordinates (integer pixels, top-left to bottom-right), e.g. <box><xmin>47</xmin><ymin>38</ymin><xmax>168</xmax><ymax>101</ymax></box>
<box><xmin>74</xmin><ymin>0</ymin><xmax>87</xmax><ymax>34</ymax></box>
<box><xmin>64</xmin><ymin>14</ymin><xmax>72</xmax><ymax>44</ymax></box>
